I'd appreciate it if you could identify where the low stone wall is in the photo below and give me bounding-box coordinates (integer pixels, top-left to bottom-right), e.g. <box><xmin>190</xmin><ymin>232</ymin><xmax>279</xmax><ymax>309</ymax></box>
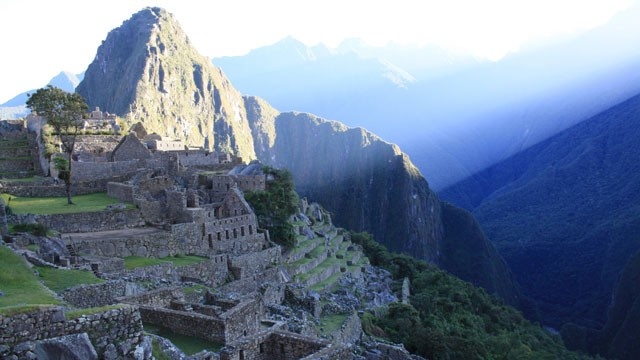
<box><xmin>120</xmin><ymin>287</ymin><xmax>183</xmax><ymax>308</ymax></box>
<box><xmin>0</xmin><ymin>305</ymin><xmax>145</xmax><ymax>359</ymax></box>
<box><xmin>139</xmin><ymin>306</ymin><xmax>226</xmax><ymax>344</ymax></box>
<box><xmin>61</xmin><ymin>280</ymin><xmax>129</xmax><ymax>309</ymax></box>
<box><xmin>10</xmin><ymin>209</ymin><xmax>143</xmax><ymax>233</ymax></box>
<box><xmin>301</xmin><ymin>262</ymin><xmax>343</xmax><ymax>288</ymax></box>
<box><xmin>219</xmin><ymin>330</ymin><xmax>334</xmax><ymax>360</ymax></box>
<box><xmin>288</xmin><ymin>249</ymin><xmax>329</xmax><ymax>277</ymax></box>
<box><xmin>107</xmin><ymin>182</ymin><xmax>134</xmax><ymax>202</ymax></box>
<box><xmin>176</xmin><ymin>255</ymin><xmax>229</xmax><ymax>287</ymax></box>
<box><xmin>72</xmin><ymin>160</ymin><xmax>141</xmax><ymax>182</ymax></box>
<box><xmin>230</xmin><ymin>246</ymin><xmax>281</xmax><ymax>278</ymax></box>
<box><xmin>218</xmin><ymin>267</ymin><xmax>283</xmax><ymax>298</ymax></box>
<box><xmin>65</xmin><ymin>228</ymin><xmax>176</xmax><ymax>258</ymax></box>
<box><xmin>285</xmin><ymin>237</ymin><xmax>320</xmax><ymax>263</ymax></box>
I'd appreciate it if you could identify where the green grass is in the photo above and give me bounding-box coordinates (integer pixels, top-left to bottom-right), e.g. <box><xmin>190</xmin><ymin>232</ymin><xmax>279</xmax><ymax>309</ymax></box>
<box><xmin>1</xmin><ymin>192</ymin><xmax>133</xmax><ymax>215</ymax></box>
<box><xmin>319</xmin><ymin>313</ymin><xmax>348</xmax><ymax>336</ymax></box>
<box><xmin>0</xmin><ymin>176</ymin><xmax>42</xmax><ymax>183</ymax></box>
<box><xmin>310</xmin><ymin>271</ymin><xmax>343</xmax><ymax>292</ymax></box>
<box><xmin>124</xmin><ymin>255</ymin><xmax>208</xmax><ymax>270</ymax></box>
<box><xmin>151</xmin><ymin>337</ymin><xmax>172</xmax><ymax>360</ymax></box>
<box><xmin>35</xmin><ymin>266</ymin><xmax>104</xmax><ymax>293</ymax></box>
<box><xmin>0</xmin><ymin>246</ymin><xmax>60</xmax><ymax>309</ymax></box>
<box><xmin>144</xmin><ymin>324</ymin><xmax>223</xmax><ymax>355</ymax></box>
<box><xmin>183</xmin><ymin>284</ymin><xmax>209</xmax><ymax>296</ymax></box>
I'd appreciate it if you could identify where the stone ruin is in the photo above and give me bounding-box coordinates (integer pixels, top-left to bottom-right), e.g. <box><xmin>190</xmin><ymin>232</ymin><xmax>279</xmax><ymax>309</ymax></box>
<box><xmin>0</xmin><ymin>119</ymin><xmax>419</xmax><ymax>359</ymax></box>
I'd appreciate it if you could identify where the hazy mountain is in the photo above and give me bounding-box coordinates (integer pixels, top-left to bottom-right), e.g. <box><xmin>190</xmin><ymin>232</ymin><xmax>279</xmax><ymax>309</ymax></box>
<box><xmin>212</xmin><ymin>4</ymin><xmax>640</xmax><ymax>190</ymax></box>
<box><xmin>440</xmin><ymin>91</ymin><xmax>640</xmax><ymax>330</ymax></box>
<box><xmin>0</xmin><ymin>71</ymin><xmax>83</xmax><ymax>119</ymax></box>
<box><xmin>75</xmin><ymin>7</ymin><xmax>523</xmax><ymax>305</ymax></box>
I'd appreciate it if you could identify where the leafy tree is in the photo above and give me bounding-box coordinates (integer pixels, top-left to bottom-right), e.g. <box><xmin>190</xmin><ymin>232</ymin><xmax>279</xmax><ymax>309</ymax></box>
<box><xmin>244</xmin><ymin>166</ymin><xmax>299</xmax><ymax>249</ymax></box>
<box><xmin>26</xmin><ymin>85</ymin><xmax>88</xmax><ymax>204</ymax></box>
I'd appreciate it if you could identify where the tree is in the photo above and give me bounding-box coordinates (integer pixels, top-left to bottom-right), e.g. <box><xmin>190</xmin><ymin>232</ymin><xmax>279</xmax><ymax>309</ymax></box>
<box><xmin>26</xmin><ymin>85</ymin><xmax>88</xmax><ymax>204</ymax></box>
<box><xmin>244</xmin><ymin>166</ymin><xmax>299</xmax><ymax>249</ymax></box>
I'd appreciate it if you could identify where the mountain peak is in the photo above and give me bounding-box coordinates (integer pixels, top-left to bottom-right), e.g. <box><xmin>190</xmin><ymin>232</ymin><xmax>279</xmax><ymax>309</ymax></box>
<box><xmin>76</xmin><ymin>7</ymin><xmax>256</xmax><ymax>159</ymax></box>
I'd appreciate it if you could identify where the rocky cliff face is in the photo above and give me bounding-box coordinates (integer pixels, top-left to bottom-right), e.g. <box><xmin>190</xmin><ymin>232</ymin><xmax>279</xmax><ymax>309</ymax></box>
<box><xmin>248</xmin><ymin>110</ymin><xmax>444</xmax><ymax>262</ymax></box>
<box><xmin>76</xmin><ymin>7</ymin><xmax>256</xmax><ymax>159</ymax></box>
<box><xmin>75</xmin><ymin>7</ymin><xmax>522</xmax><ymax>305</ymax></box>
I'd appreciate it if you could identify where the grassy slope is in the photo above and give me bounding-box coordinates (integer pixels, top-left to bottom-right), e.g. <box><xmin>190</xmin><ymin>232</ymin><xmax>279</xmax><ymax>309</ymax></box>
<box><xmin>0</xmin><ymin>246</ymin><xmax>60</xmax><ymax>311</ymax></box>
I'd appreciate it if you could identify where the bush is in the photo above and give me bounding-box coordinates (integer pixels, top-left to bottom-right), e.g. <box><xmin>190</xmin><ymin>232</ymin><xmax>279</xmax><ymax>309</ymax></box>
<box><xmin>11</xmin><ymin>223</ymin><xmax>48</xmax><ymax>236</ymax></box>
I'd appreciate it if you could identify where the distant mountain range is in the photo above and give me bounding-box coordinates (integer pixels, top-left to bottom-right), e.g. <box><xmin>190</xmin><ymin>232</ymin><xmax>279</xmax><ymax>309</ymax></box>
<box><xmin>0</xmin><ymin>71</ymin><xmax>83</xmax><ymax>118</ymax></box>
<box><xmin>212</xmin><ymin>4</ymin><xmax>640</xmax><ymax>190</ymax></box>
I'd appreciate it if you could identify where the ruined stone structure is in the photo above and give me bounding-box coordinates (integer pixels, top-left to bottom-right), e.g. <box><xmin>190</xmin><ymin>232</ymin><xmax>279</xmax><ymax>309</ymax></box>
<box><xmin>0</xmin><ymin>120</ymin><xmax>43</xmax><ymax>178</ymax></box>
<box><xmin>82</xmin><ymin>107</ymin><xmax>118</xmax><ymax>133</ymax></box>
<box><xmin>144</xmin><ymin>134</ymin><xmax>184</xmax><ymax>151</ymax></box>
<box><xmin>0</xmin><ymin>305</ymin><xmax>146</xmax><ymax>359</ymax></box>
<box><xmin>0</xmin><ymin>119</ymin><xmax>416</xmax><ymax>359</ymax></box>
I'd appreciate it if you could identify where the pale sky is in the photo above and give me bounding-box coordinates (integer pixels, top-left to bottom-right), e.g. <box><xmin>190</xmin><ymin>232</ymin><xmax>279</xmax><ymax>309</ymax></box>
<box><xmin>0</xmin><ymin>0</ymin><xmax>635</xmax><ymax>103</ymax></box>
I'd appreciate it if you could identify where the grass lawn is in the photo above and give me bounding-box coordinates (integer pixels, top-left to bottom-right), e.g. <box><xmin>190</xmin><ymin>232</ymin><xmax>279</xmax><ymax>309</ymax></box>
<box><xmin>0</xmin><ymin>176</ymin><xmax>43</xmax><ymax>183</ymax></box>
<box><xmin>35</xmin><ymin>266</ymin><xmax>104</xmax><ymax>293</ymax></box>
<box><xmin>0</xmin><ymin>246</ymin><xmax>60</xmax><ymax>311</ymax></box>
<box><xmin>1</xmin><ymin>192</ymin><xmax>133</xmax><ymax>214</ymax></box>
<box><xmin>144</xmin><ymin>324</ymin><xmax>223</xmax><ymax>355</ymax></box>
<box><xmin>124</xmin><ymin>255</ymin><xmax>208</xmax><ymax>270</ymax></box>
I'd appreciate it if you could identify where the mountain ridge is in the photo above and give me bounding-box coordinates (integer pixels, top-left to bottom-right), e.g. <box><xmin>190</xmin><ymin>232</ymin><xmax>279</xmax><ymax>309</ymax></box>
<box><xmin>440</xmin><ymin>89</ymin><xmax>640</xmax><ymax>329</ymax></box>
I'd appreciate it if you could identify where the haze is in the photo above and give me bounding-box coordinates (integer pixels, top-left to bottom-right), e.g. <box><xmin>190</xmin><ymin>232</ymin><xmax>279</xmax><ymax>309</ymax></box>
<box><xmin>0</xmin><ymin>0</ymin><xmax>633</xmax><ymax>103</ymax></box>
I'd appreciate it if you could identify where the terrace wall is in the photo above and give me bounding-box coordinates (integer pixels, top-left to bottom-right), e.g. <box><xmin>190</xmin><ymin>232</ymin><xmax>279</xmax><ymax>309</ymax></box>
<box><xmin>0</xmin><ymin>305</ymin><xmax>145</xmax><ymax>359</ymax></box>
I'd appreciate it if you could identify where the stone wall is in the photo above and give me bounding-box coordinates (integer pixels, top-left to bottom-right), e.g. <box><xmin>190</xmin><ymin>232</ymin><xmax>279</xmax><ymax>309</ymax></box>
<box><xmin>72</xmin><ymin>159</ymin><xmax>143</xmax><ymax>182</ymax></box>
<box><xmin>174</xmin><ymin>151</ymin><xmax>220</xmax><ymax>167</ymax></box>
<box><xmin>220</xmin><ymin>298</ymin><xmax>261</xmax><ymax>342</ymax></box>
<box><xmin>139</xmin><ymin>306</ymin><xmax>226</xmax><ymax>344</ymax></box>
<box><xmin>218</xmin><ymin>267</ymin><xmax>284</xmax><ymax>301</ymax></box>
<box><xmin>201</xmin><ymin>214</ymin><xmax>266</xmax><ymax>255</ymax></box>
<box><xmin>10</xmin><ymin>209</ymin><xmax>143</xmax><ymax>233</ymax></box>
<box><xmin>0</xmin><ymin>305</ymin><xmax>145</xmax><ymax>359</ymax></box>
<box><xmin>287</xmin><ymin>248</ymin><xmax>329</xmax><ymax>276</ymax></box>
<box><xmin>60</xmin><ymin>280</ymin><xmax>130</xmax><ymax>309</ymax></box>
<box><xmin>176</xmin><ymin>255</ymin><xmax>229</xmax><ymax>287</ymax></box>
<box><xmin>219</xmin><ymin>330</ymin><xmax>334</xmax><ymax>360</ymax></box>
<box><xmin>107</xmin><ymin>182</ymin><xmax>134</xmax><ymax>202</ymax></box>
<box><xmin>229</xmin><ymin>246</ymin><xmax>281</xmax><ymax>278</ymax></box>
<box><xmin>122</xmin><ymin>287</ymin><xmax>183</xmax><ymax>308</ymax></box>
<box><xmin>1</xmin><ymin>177</ymin><xmax>132</xmax><ymax>197</ymax></box>
<box><xmin>66</xmin><ymin>229</ymin><xmax>175</xmax><ymax>258</ymax></box>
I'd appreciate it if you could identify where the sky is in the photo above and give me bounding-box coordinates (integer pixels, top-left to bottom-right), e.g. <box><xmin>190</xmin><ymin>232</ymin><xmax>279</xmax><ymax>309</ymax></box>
<box><xmin>0</xmin><ymin>0</ymin><xmax>635</xmax><ymax>103</ymax></box>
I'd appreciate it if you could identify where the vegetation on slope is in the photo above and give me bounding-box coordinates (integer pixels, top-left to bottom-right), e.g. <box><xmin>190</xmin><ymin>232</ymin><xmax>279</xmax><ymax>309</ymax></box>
<box><xmin>244</xmin><ymin>166</ymin><xmax>299</xmax><ymax>249</ymax></box>
<box><xmin>440</xmin><ymin>93</ymin><xmax>640</xmax><ymax>329</ymax></box>
<box><xmin>561</xmin><ymin>248</ymin><xmax>640</xmax><ymax>360</ymax></box>
<box><xmin>351</xmin><ymin>232</ymin><xmax>594</xmax><ymax>360</ymax></box>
